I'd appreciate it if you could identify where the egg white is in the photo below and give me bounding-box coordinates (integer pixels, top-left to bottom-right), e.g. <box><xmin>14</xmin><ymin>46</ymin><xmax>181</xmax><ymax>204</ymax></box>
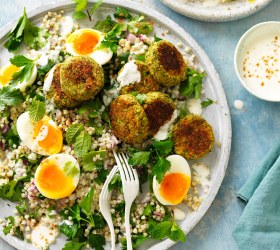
<box><xmin>66</xmin><ymin>29</ymin><xmax>113</xmax><ymax>65</ymax></box>
<box><xmin>16</xmin><ymin>112</ymin><xmax>62</xmax><ymax>156</ymax></box>
<box><xmin>16</xmin><ymin>65</ymin><xmax>37</xmax><ymax>92</ymax></box>
<box><xmin>34</xmin><ymin>154</ymin><xmax>80</xmax><ymax>199</ymax></box>
<box><xmin>153</xmin><ymin>154</ymin><xmax>191</xmax><ymax>205</ymax></box>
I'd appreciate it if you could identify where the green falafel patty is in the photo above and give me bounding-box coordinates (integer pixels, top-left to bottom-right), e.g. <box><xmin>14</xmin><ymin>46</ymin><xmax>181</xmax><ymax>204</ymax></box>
<box><xmin>146</xmin><ymin>40</ymin><xmax>186</xmax><ymax>87</ymax></box>
<box><xmin>45</xmin><ymin>64</ymin><xmax>81</xmax><ymax>108</ymax></box>
<box><xmin>60</xmin><ymin>56</ymin><xmax>104</xmax><ymax>101</ymax></box>
<box><xmin>120</xmin><ymin>61</ymin><xmax>160</xmax><ymax>94</ymax></box>
<box><xmin>172</xmin><ymin>115</ymin><xmax>214</xmax><ymax>160</ymax></box>
<box><xmin>110</xmin><ymin>94</ymin><xmax>149</xmax><ymax>144</ymax></box>
<box><xmin>142</xmin><ymin>92</ymin><xmax>176</xmax><ymax>136</ymax></box>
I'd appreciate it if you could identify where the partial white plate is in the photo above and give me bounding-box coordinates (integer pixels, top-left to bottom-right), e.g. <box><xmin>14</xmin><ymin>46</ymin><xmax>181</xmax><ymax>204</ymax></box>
<box><xmin>0</xmin><ymin>0</ymin><xmax>231</xmax><ymax>249</ymax></box>
<box><xmin>161</xmin><ymin>0</ymin><xmax>273</xmax><ymax>22</ymax></box>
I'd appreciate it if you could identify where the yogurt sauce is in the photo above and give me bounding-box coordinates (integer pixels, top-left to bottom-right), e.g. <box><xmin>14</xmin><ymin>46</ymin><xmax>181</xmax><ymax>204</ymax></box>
<box><xmin>117</xmin><ymin>60</ymin><xmax>141</xmax><ymax>88</ymax></box>
<box><xmin>241</xmin><ymin>34</ymin><xmax>280</xmax><ymax>100</ymax></box>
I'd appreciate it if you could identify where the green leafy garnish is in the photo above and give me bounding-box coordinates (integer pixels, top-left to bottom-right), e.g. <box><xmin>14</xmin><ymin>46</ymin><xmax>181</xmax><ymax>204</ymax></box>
<box><xmin>0</xmin><ymin>86</ymin><xmax>24</xmax><ymax>111</ymax></box>
<box><xmin>37</xmin><ymin>60</ymin><xmax>55</xmax><ymax>82</ymax></box>
<box><xmin>149</xmin><ymin>220</ymin><xmax>186</xmax><ymax>242</ymax></box>
<box><xmin>133</xmin><ymin>54</ymin><xmax>145</xmax><ymax>62</ymax></box>
<box><xmin>66</xmin><ymin>124</ymin><xmax>84</xmax><ymax>144</ymax></box>
<box><xmin>88</xmin><ymin>234</ymin><xmax>106</xmax><ymax>250</ymax></box>
<box><xmin>80</xmin><ymin>187</ymin><xmax>94</xmax><ymax>215</ymax></box>
<box><xmin>143</xmin><ymin>204</ymin><xmax>154</xmax><ymax>216</ymax></box>
<box><xmin>114</xmin><ymin>7</ymin><xmax>133</xmax><ymax>20</ymax></box>
<box><xmin>59</xmin><ymin>223</ymin><xmax>79</xmax><ymax>239</ymax></box>
<box><xmin>63</xmin><ymin>161</ymin><xmax>79</xmax><ymax>178</ymax></box>
<box><xmin>0</xmin><ymin>177</ymin><xmax>27</xmax><ymax>202</ymax></box>
<box><xmin>72</xmin><ymin>0</ymin><xmax>103</xmax><ymax>21</ymax></box>
<box><xmin>180</xmin><ymin>68</ymin><xmax>206</xmax><ymax>99</ymax></box>
<box><xmin>127</xmin><ymin>16</ymin><xmax>153</xmax><ymax>35</ymax></box>
<box><xmin>81</xmin><ymin>150</ymin><xmax>106</xmax><ymax>171</ymax></box>
<box><xmin>129</xmin><ymin>151</ymin><xmax>151</xmax><ymax>166</ymax></box>
<box><xmin>74</xmin><ymin>130</ymin><xmax>92</xmax><ymax>157</ymax></box>
<box><xmin>5</xmin><ymin>8</ymin><xmax>49</xmax><ymax>52</ymax></box>
<box><xmin>93</xmin><ymin>15</ymin><xmax>117</xmax><ymax>33</ymax></box>
<box><xmin>135</xmin><ymin>93</ymin><xmax>147</xmax><ymax>104</ymax></box>
<box><xmin>201</xmin><ymin>98</ymin><xmax>215</xmax><ymax>108</ymax></box>
<box><xmin>152</xmin><ymin>139</ymin><xmax>173</xmax><ymax>156</ymax></box>
<box><xmin>154</xmin><ymin>34</ymin><xmax>163</xmax><ymax>42</ymax></box>
<box><xmin>3</xmin><ymin>216</ymin><xmax>15</xmax><ymax>235</ymax></box>
<box><xmin>62</xmin><ymin>241</ymin><xmax>86</xmax><ymax>250</ymax></box>
<box><xmin>152</xmin><ymin>157</ymin><xmax>171</xmax><ymax>183</ymax></box>
<box><xmin>28</xmin><ymin>98</ymin><xmax>46</xmax><ymax>121</ymax></box>
<box><xmin>10</xmin><ymin>55</ymin><xmax>35</xmax><ymax>83</ymax></box>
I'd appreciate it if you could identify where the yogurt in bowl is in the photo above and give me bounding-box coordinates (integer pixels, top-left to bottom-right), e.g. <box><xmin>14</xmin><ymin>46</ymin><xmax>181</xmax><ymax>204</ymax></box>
<box><xmin>234</xmin><ymin>22</ymin><xmax>280</xmax><ymax>102</ymax></box>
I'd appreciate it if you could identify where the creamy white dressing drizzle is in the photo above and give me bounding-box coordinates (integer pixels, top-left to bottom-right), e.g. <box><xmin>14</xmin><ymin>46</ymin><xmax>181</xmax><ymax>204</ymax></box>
<box><xmin>186</xmin><ymin>98</ymin><xmax>202</xmax><ymax>115</ymax></box>
<box><xmin>117</xmin><ymin>60</ymin><xmax>141</xmax><ymax>88</ymax></box>
<box><xmin>43</xmin><ymin>65</ymin><xmax>57</xmax><ymax>92</ymax></box>
<box><xmin>192</xmin><ymin>163</ymin><xmax>210</xmax><ymax>193</ymax></box>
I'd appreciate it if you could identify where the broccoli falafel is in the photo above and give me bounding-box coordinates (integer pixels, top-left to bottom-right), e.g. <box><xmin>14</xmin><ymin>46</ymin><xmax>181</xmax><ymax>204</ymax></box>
<box><xmin>60</xmin><ymin>56</ymin><xmax>104</xmax><ymax>101</ymax></box>
<box><xmin>146</xmin><ymin>40</ymin><xmax>186</xmax><ymax>87</ymax></box>
<box><xmin>172</xmin><ymin>115</ymin><xmax>214</xmax><ymax>160</ymax></box>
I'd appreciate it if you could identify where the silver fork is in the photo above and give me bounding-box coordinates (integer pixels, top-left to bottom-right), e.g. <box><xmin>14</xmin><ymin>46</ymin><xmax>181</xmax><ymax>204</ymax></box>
<box><xmin>99</xmin><ymin>165</ymin><xmax>118</xmax><ymax>250</ymax></box>
<box><xmin>113</xmin><ymin>151</ymin><xmax>139</xmax><ymax>250</ymax></box>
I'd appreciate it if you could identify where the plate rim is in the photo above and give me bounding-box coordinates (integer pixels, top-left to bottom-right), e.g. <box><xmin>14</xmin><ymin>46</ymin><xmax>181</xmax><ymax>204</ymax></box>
<box><xmin>0</xmin><ymin>0</ymin><xmax>232</xmax><ymax>249</ymax></box>
<box><xmin>160</xmin><ymin>0</ymin><xmax>273</xmax><ymax>22</ymax></box>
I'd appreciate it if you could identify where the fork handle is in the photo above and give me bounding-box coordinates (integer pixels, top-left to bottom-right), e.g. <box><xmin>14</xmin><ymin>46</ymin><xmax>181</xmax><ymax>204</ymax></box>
<box><xmin>125</xmin><ymin>204</ymin><xmax>133</xmax><ymax>250</ymax></box>
<box><xmin>109</xmin><ymin>223</ymin><xmax>116</xmax><ymax>250</ymax></box>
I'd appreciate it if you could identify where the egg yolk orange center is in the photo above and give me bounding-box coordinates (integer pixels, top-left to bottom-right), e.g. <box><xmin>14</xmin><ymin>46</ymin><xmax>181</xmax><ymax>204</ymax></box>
<box><xmin>160</xmin><ymin>173</ymin><xmax>190</xmax><ymax>205</ymax></box>
<box><xmin>33</xmin><ymin>119</ymin><xmax>63</xmax><ymax>155</ymax></box>
<box><xmin>36</xmin><ymin>160</ymin><xmax>75</xmax><ymax>199</ymax></box>
<box><xmin>72</xmin><ymin>31</ymin><xmax>100</xmax><ymax>55</ymax></box>
<box><xmin>0</xmin><ymin>64</ymin><xmax>20</xmax><ymax>85</ymax></box>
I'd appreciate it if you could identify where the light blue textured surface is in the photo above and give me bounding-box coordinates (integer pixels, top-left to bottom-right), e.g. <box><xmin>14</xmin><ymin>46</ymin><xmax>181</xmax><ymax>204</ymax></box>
<box><xmin>0</xmin><ymin>0</ymin><xmax>279</xmax><ymax>249</ymax></box>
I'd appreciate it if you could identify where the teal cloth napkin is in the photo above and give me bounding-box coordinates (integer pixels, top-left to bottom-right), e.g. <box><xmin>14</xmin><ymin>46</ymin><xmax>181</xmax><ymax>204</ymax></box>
<box><xmin>232</xmin><ymin>141</ymin><xmax>280</xmax><ymax>250</ymax></box>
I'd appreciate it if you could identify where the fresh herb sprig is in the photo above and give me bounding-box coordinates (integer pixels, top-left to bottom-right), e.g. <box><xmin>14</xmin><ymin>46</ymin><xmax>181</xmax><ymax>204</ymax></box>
<box><xmin>5</xmin><ymin>8</ymin><xmax>49</xmax><ymax>52</ymax></box>
<box><xmin>72</xmin><ymin>0</ymin><xmax>103</xmax><ymax>21</ymax></box>
<box><xmin>0</xmin><ymin>86</ymin><xmax>24</xmax><ymax>111</ymax></box>
<box><xmin>28</xmin><ymin>98</ymin><xmax>46</xmax><ymax>122</ymax></box>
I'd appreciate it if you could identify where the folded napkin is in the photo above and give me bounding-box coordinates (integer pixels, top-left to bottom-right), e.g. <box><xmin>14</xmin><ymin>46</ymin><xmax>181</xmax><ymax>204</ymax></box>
<box><xmin>232</xmin><ymin>141</ymin><xmax>280</xmax><ymax>250</ymax></box>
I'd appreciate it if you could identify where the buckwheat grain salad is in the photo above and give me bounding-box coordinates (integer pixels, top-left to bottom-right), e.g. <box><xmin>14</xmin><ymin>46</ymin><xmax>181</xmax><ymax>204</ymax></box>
<box><xmin>0</xmin><ymin>2</ymin><xmax>215</xmax><ymax>250</ymax></box>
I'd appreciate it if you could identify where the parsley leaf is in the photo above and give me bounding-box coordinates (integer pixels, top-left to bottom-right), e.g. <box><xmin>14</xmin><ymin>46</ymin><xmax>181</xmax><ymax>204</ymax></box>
<box><xmin>72</xmin><ymin>0</ymin><xmax>103</xmax><ymax>20</ymax></box>
<box><xmin>3</xmin><ymin>216</ymin><xmax>15</xmax><ymax>235</ymax></box>
<box><xmin>28</xmin><ymin>99</ymin><xmax>46</xmax><ymax>121</ymax></box>
<box><xmin>88</xmin><ymin>234</ymin><xmax>105</xmax><ymax>250</ymax></box>
<box><xmin>0</xmin><ymin>86</ymin><xmax>24</xmax><ymax>111</ymax></box>
<box><xmin>5</xmin><ymin>8</ymin><xmax>49</xmax><ymax>52</ymax></box>
<box><xmin>180</xmin><ymin>68</ymin><xmax>206</xmax><ymax>99</ymax></box>
<box><xmin>10</xmin><ymin>55</ymin><xmax>35</xmax><ymax>83</ymax></box>
<box><xmin>66</xmin><ymin>124</ymin><xmax>84</xmax><ymax>144</ymax></box>
<box><xmin>152</xmin><ymin>157</ymin><xmax>171</xmax><ymax>183</ymax></box>
<box><xmin>93</xmin><ymin>15</ymin><xmax>117</xmax><ymax>33</ymax></box>
<box><xmin>114</xmin><ymin>7</ymin><xmax>132</xmax><ymax>20</ymax></box>
<box><xmin>152</xmin><ymin>139</ymin><xmax>173</xmax><ymax>156</ymax></box>
<box><xmin>201</xmin><ymin>98</ymin><xmax>214</xmax><ymax>108</ymax></box>
<box><xmin>59</xmin><ymin>223</ymin><xmax>79</xmax><ymax>239</ymax></box>
<box><xmin>80</xmin><ymin>187</ymin><xmax>94</xmax><ymax>215</ymax></box>
<box><xmin>63</xmin><ymin>161</ymin><xmax>79</xmax><ymax>178</ymax></box>
<box><xmin>74</xmin><ymin>130</ymin><xmax>92</xmax><ymax>157</ymax></box>
<box><xmin>129</xmin><ymin>151</ymin><xmax>151</xmax><ymax>166</ymax></box>
<box><xmin>62</xmin><ymin>241</ymin><xmax>86</xmax><ymax>250</ymax></box>
<box><xmin>0</xmin><ymin>177</ymin><xmax>26</xmax><ymax>202</ymax></box>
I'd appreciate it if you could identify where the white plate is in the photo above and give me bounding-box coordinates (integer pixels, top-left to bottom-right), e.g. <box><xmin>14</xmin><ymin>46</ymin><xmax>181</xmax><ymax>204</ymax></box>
<box><xmin>0</xmin><ymin>0</ymin><xmax>231</xmax><ymax>249</ymax></box>
<box><xmin>161</xmin><ymin>0</ymin><xmax>273</xmax><ymax>22</ymax></box>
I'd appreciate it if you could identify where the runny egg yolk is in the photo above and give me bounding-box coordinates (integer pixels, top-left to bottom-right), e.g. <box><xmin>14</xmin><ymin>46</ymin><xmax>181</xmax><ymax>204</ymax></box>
<box><xmin>70</xmin><ymin>30</ymin><xmax>100</xmax><ymax>55</ymax></box>
<box><xmin>159</xmin><ymin>173</ymin><xmax>191</xmax><ymax>205</ymax></box>
<box><xmin>36</xmin><ymin>160</ymin><xmax>75</xmax><ymax>199</ymax></box>
<box><xmin>33</xmin><ymin>118</ymin><xmax>63</xmax><ymax>155</ymax></box>
<box><xmin>0</xmin><ymin>64</ymin><xmax>20</xmax><ymax>86</ymax></box>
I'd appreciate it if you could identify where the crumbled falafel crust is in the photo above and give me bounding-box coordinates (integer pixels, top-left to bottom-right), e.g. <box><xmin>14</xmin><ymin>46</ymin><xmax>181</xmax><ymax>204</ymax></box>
<box><xmin>143</xmin><ymin>92</ymin><xmax>175</xmax><ymax>135</ymax></box>
<box><xmin>120</xmin><ymin>61</ymin><xmax>160</xmax><ymax>94</ymax></box>
<box><xmin>146</xmin><ymin>40</ymin><xmax>187</xmax><ymax>87</ymax></box>
<box><xmin>173</xmin><ymin>115</ymin><xmax>214</xmax><ymax>160</ymax></box>
<box><xmin>60</xmin><ymin>56</ymin><xmax>104</xmax><ymax>101</ymax></box>
<box><xmin>46</xmin><ymin>64</ymin><xmax>81</xmax><ymax>108</ymax></box>
<box><xmin>110</xmin><ymin>94</ymin><xmax>149</xmax><ymax>144</ymax></box>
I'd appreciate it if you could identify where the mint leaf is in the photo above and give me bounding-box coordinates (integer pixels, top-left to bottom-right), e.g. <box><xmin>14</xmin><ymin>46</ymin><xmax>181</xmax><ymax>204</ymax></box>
<box><xmin>152</xmin><ymin>139</ymin><xmax>173</xmax><ymax>156</ymax></box>
<box><xmin>0</xmin><ymin>86</ymin><xmax>24</xmax><ymax>111</ymax></box>
<box><xmin>62</xmin><ymin>241</ymin><xmax>86</xmax><ymax>250</ymax></box>
<box><xmin>80</xmin><ymin>187</ymin><xmax>94</xmax><ymax>214</ymax></box>
<box><xmin>63</xmin><ymin>161</ymin><xmax>79</xmax><ymax>178</ymax></box>
<box><xmin>169</xmin><ymin>221</ymin><xmax>187</xmax><ymax>242</ymax></box>
<box><xmin>93</xmin><ymin>15</ymin><xmax>117</xmax><ymax>33</ymax></box>
<box><xmin>74</xmin><ymin>130</ymin><xmax>91</xmax><ymax>157</ymax></box>
<box><xmin>152</xmin><ymin>157</ymin><xmax>171</xmax><ymax>183</ymax></box>
<box><xmin>88</xmin><ymin>234</ymin><xmax>105</xmax><ymax>250</ymax></box>
<box><xmin>150</xmin><ymin>221</ymin><xmax>173</xmax><ymax>240</ymax></box>
<box><xmin>180</xmin><ymin>68</ymin><xmax>206</xmax><ymax>99</ymax></box>
<box><xmin>201</xmin><ymin>98</ymin><xmax>214</xmax><ymax>108</ymax></box>
<box><xmin>28</xmin><ymin>99</ymin><xmax>46</xmax><ymax>121</ymax></box>
<box><xmin>129</xmin><ymin>151</ymin><xmax>151</xmax><ymax>166</ymax></box>
<box><xmin>66</xmin><ymin>124</ymin><xmax>84</xmax><ymax>144</ymax></box>
<box><xmin>90</xmin><ymin>0</ymin><xmax>103</xmax><ymax>15</ymax></box>
<box><xmin>73</xmin><ymin>0</ymin><xmax>87</xmax><ymax>11</ymax></box>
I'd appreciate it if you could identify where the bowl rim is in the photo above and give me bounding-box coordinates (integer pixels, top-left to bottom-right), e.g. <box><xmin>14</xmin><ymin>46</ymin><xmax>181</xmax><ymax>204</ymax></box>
<box><xmin>234</xmin><ymin>21</ymin><xmax>280</xmax><ymax>102</ymax></box>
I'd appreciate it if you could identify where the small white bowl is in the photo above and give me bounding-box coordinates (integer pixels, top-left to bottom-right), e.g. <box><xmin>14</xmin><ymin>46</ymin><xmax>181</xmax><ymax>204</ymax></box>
<box><xmin>234</xmin><ymin>21</ymin><xmax>280</xmax><ymax>102</ymax></box>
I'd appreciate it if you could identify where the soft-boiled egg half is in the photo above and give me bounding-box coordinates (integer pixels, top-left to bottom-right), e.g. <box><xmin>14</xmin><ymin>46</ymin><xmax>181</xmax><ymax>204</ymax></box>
<box><xmin>0</xmin><ymin>62</ymin><xmax>37</xmax><ymax>91</ymax></box>
<box><xmin>66</xmin><ymin>29</ymin><xmax>113</xmax><ymax>65</ymax></box>
<box><xmin>35</xmin><ymin>154</ymin><xmax>80</xmax><ymax>199</ymax></box>
<box><xmin>153</xmin><ymin>155</ymin><xmax>191</xmax><ymax>205</ymax></box>
<box><xmin>17</xmin><ymin>112</ymin><xmax>63</xmax><ymax>156</ymax></box>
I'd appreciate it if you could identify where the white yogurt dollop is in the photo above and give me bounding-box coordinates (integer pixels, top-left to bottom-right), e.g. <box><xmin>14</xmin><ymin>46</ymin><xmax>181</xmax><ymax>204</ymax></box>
<box><xmin>117</xmin><ymin>60</ymin><xmax>141</xmax><ymax>88</ymax></box>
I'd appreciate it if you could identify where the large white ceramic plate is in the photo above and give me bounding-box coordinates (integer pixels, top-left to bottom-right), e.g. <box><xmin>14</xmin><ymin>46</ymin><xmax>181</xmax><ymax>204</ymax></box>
<box><xmin>0</xmin><ymin>0</ymin><xmax>231</xmax><ymax>249</ymax></box>
<box><xmin>161</xmin><ymin>0</ymin><xmax>273</xmax><ymax>22</ymax></box>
